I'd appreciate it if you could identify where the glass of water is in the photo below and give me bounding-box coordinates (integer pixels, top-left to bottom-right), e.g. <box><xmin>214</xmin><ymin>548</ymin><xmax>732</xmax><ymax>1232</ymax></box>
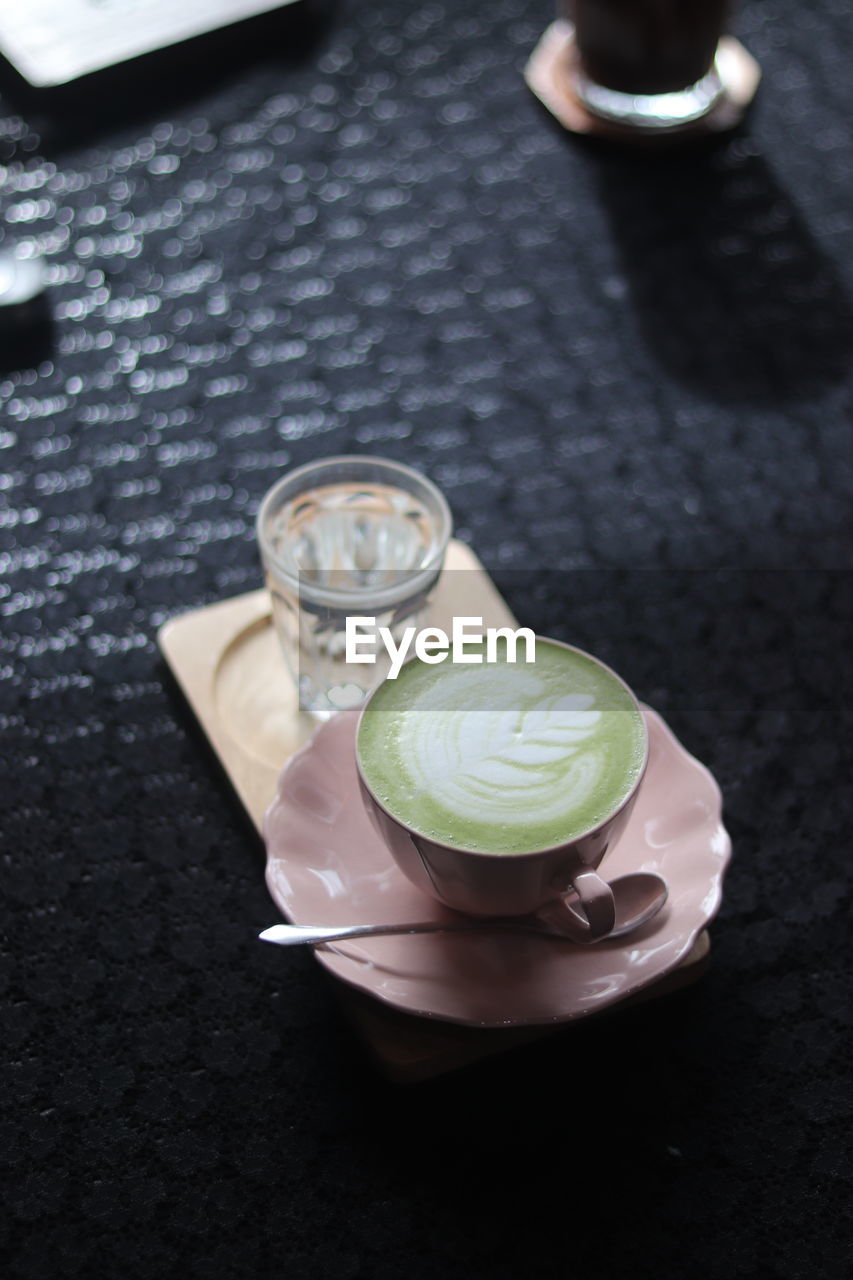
<box><xmin>256</xmin><ymin>455</ymin><xmax>453</xmax><ymax>718</ymax></box>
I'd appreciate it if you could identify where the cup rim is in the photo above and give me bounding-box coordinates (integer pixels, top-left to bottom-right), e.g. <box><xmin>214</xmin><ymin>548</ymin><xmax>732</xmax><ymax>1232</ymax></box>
<box><xmin>255</xmin><ymin>453</ymin><xmax>453</xmax><ymax>608</ymax></box>
<box><xmin>354</xmin><ymin>635</ymin><xmax>651</xmax><ymax>860</ymax></box>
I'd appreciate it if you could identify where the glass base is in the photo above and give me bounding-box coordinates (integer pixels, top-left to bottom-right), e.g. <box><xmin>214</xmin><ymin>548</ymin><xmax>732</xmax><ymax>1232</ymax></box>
<box><xmin>297</xmin><ymin>674</ymin><xmax>369</xmax><ymax>720</ymax></box>
<box><xmin>573</xmin><ymin>55</ymin><xmax>725</xmax><ymax>130</ymax></box>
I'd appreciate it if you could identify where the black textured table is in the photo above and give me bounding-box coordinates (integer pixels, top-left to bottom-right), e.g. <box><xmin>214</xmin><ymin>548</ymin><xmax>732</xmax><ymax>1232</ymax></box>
<box><xmin>1</xmin><ymin>2</ymin><xmax>851</xmax><ymax>1277</ymax></box>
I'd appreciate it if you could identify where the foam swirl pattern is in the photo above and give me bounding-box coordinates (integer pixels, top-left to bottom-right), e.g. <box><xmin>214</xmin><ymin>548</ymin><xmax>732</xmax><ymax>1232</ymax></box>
<box><xmin>357</xmin><ymin>642</ymin><xmax>646</xmax><ymax>853</ymax></box>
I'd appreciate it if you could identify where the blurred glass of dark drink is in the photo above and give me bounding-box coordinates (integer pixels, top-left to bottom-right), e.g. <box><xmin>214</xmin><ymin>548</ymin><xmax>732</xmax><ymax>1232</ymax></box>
<box><xmin>568</xmin><ymin>0</ymin><xmax>730</xmax><ymax>95</ymax></box>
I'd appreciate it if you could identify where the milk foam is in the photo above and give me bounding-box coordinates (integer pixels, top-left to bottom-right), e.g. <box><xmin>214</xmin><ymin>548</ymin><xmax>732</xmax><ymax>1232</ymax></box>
<box><xmin>358</xmin><ymin>641</ymin><xmax>646</xmax><ymax>854</ymax></box>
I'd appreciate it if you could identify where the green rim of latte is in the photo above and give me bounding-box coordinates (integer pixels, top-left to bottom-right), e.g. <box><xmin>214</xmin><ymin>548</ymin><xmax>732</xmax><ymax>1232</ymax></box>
<box><xmin>356</xmin><ymin>638</ymin><xmax>647</xmax><ymax>855</ymax></box>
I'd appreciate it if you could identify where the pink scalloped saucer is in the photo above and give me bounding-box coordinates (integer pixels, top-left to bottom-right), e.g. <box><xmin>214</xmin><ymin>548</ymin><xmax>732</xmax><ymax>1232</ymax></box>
<box><xmin>263</xmin><ymin>706</ymin><xmax>731</xmax><ymax>1027</ymax></box>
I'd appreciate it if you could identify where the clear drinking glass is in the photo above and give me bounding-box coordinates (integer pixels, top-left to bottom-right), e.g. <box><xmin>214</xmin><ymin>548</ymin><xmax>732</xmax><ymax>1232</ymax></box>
<box><xmin>256</xmin><ymin>455</ymin><xmax>452</xmax><ymax>718</ymax></box>
<box><xmin>568</xmin><ymin>0</ymin><xmax>730</xmax><ymax>130</ymax></box>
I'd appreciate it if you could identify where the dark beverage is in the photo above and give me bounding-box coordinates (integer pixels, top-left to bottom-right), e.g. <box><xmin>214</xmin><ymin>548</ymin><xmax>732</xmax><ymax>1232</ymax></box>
<box><xmin>569</xmin><ymin>0</ymin><xmax>730</xmax><ymax>96</ymax></box>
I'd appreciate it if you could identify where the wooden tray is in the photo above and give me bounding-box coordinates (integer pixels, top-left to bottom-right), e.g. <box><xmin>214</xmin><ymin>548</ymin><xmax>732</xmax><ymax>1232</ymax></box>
<box><xmin>158</xmin><ymin>540</ymin><xmax>710</xmax><ymax>1081</ymax></box>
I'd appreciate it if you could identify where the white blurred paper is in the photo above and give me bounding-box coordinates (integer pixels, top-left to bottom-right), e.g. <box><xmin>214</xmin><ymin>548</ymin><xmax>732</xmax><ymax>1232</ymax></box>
<box><xmin>0</xmin><ymin>0</ymin><xmax>299</xmax><ymax>86</ymax></box>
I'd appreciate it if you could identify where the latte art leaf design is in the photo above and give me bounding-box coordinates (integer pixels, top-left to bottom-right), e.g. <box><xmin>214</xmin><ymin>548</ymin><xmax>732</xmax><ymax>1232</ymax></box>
<box><xmin>357</xmin><ymin>640</ymin><xmax>647</xmax><ymax>853</ymax></box>
<box><xmin>409</xmin><ymin>692</ymin><xmax>604</xmax><ymax>829</ymax></box>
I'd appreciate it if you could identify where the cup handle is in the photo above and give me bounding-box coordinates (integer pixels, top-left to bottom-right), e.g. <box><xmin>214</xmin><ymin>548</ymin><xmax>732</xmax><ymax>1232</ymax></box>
<box><xmin>565</xmin><ymin>870</ymin><xmax>616</xmax><ymax>941</ymax></box>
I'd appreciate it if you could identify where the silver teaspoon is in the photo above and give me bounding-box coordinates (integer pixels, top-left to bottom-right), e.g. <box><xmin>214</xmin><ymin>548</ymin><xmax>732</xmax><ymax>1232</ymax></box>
<box><xmin>258</xmin><ymin>872</ymin><xmax>667</xmax><ymax>949</ymax></box>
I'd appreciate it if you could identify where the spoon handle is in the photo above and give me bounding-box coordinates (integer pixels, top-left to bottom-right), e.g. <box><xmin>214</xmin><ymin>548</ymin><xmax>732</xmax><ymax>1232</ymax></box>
<box><xmin>258</xmin><ymin>919</ymin><xmax>515</xmax><ymax>946</ymax></box>
<box><xmin>258</xmin><ymin>873</ymin><xmax>667</xmax><ymax>948</ymax></box>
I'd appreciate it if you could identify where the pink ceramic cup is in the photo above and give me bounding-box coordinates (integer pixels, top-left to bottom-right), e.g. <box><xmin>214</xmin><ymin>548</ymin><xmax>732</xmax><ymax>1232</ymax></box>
<box><xmin>355</xmin><ymin>641</ymin><xmax>650</xmax><ymax>937</ymax></box>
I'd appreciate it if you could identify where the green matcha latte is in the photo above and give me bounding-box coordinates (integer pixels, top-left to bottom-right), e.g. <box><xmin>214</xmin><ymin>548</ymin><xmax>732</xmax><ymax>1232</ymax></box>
<box><xmin>356</xmin><ymin>638</ymin><xmax>647</xmax><ymax>854</ymax></box>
